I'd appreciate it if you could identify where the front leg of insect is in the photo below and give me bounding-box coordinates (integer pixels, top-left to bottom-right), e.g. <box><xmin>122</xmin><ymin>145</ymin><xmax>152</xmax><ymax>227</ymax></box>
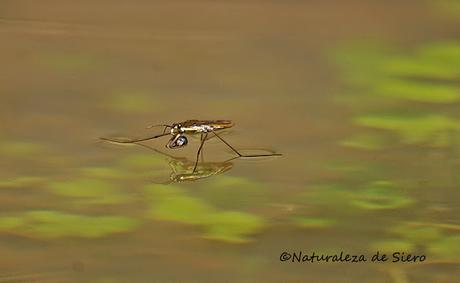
<box><xmin>166</xmin><ymin>134</ymin><xmax>188</xmax><ymax>149</ymax></box>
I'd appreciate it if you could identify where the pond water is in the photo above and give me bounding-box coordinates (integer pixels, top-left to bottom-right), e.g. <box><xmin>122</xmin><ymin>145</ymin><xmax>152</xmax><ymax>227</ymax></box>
<box><xmin>1</xmin><ymin>1</ymin><xmax>460</xmax><ymax>282</ymax></box>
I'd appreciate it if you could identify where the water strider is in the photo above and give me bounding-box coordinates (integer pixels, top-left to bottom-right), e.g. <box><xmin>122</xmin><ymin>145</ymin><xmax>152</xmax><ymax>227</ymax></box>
<box><xmin>101</xmin><ymin>119</ymin><xmax>282</xmax><ymax>172</ymax></box>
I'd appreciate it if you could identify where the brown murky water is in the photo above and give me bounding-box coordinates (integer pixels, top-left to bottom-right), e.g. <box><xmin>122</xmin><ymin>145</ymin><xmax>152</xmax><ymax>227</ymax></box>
<box><xmin>1</xmin><ymin>1</ymin><xmax>460</xmax><ymax>282</ymax></box>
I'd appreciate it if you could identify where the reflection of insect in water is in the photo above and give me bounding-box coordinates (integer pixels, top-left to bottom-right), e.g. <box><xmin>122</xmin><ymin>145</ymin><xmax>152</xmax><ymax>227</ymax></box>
<box><xmin>136</xmin><ymin>142</ymin><xmax>236</xmax><ymax>183</ymax></box>
<box><xmin>101</xmin><ymin>120</ymin><xmax>282</xmax><ymax>172</ymax></box>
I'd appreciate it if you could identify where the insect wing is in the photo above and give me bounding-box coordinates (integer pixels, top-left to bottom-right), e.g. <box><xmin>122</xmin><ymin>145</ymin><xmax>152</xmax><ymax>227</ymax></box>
<box><xmin>181</xmin><ymin>120</ymin><xmax>234</xmax><ymax>131</ymax></box>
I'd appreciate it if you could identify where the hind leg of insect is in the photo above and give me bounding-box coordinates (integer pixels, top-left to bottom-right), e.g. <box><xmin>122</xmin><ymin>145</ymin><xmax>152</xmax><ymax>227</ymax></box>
<box><xmin>210</xmin><ymin>130</ymin><xmax>282</xmax><ymax>158</ymax></box>
<box><xmin>193</xmin><ymin>133</ymin><xmax>208</xmax><ymax>173</ymax></box>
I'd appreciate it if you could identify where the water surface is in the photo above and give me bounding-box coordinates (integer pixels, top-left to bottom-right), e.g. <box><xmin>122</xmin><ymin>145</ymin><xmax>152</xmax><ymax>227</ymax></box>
<box><xmin>1</xmin><ymin>1</ymin><xmax>460</xmax><ymax>282</ymax></box>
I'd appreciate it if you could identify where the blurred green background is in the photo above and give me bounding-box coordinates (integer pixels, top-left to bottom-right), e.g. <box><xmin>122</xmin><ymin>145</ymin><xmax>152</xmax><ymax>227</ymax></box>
<box><xmin>1</xmin><ymin>0</ymin><xmax>459</xmax><ymax>282</ymax></box>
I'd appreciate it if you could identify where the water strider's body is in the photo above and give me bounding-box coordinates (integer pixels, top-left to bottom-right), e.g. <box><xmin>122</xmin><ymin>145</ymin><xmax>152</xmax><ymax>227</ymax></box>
<box><xmin>171</xmin><ymin>120</ymin><xmax>234</xmax><ymax>135</ymax></box>
<box><xmin>101</xmin><ymin>119</ymin><xmax>281</xmax><ymax>173</ymax></box>
<box><xmin>167</xmin><ymin>120</ymin><xmax>234</xmax><ymax>149</ymax></box>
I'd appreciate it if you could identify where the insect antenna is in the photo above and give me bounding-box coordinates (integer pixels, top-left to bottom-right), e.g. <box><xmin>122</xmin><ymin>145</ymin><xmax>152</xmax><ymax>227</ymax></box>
<box><xmin>146</xmin><ymin>124</ymin><xmax>173</xmax><ymax>134</ymax></box>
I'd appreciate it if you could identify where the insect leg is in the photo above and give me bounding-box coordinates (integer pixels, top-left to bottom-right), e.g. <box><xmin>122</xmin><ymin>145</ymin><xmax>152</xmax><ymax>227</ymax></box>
<box><xmin>193</xmin><ymin>133</ymin><xmax>208</xmax><ymax>173</ymax></box>
<box><xmin>200</xmin><ymin>134</ymin><xmax>204</xmax><ymax>162</ymax></box>
<box><xmin>166</xmin><ymin>134</ymin><xmax>181</xmax><ymax>149</ymax></box>
<box><xmin>211</xmin><ymin>130</ymin><xmax>282</xmax><ymax>158</ymax></box>
<box><xmin>210</xmin><ymin>130</ymin><xmax>242</xmax><ymax>157</ymax></box>
<box><xmin>100</xmin><ymin>132</ymin><xmax>171</xmax><ymax>143</ymax></box>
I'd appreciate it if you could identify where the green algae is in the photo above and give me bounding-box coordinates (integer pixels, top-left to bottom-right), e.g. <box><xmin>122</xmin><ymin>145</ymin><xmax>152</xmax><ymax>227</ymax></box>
<box><xmin>431</xmin><ymin>0</ymin><xmax>460</xmax><ymax>18</ymax></box>
<box><xmin>48</xmin><ymin>178</ymin><xmax>131</xmax><ymax>205</ymax></box>
<box><xmin>307</xmin><ymin>181</ymin><xmax>413</xmax><ymax>211</ymax></box>
<box><xmin>144</xmin><ymin>184</ymin><xmax>266</xmax><ymax>243</ymax></box>
<box><xmin>0</xmin><ymin>141</ymin><xmax>48</xmax><ymax>157</ymax></box>
<box><xmin>292</xmin><ymin>216</ymin><xmax>336</xmax><ymax>228</ymax></box>
<box><xmin>340</xmin><ymin>133</ymin><xmax>387</xmax><ymax>150</ymax></box>
<box><xmin>369</xmin><ymin>239</ymin><xmax>415</xmax><ymax>254</ymax></box>
<box><xmin>331</xmin><ymin>42</ymin><xmax>460</xmax><ymax>105</ymax></box>
<box><xmin>390</xmin><ymin>223</ymin><xmax>443</xmax><ymax>246</ymax></box>
<box><xmin>119</xmin><ymin>154</ymin><xmax>167</xmax><ymax>169</ymax></box>
<box><xmin>0</xmin><ymin>176</ymin><xmax>46</xmax><ymax>189</ymax></box>
<box><xmin>374</xmin><ymin>79</ymin><xmax>460</xmax><ymax>103</ymax></box>
<box><xmin>109</xmin><ymin>91</ymin><xmax>157</xmax><ymax>113</ymax></box>
<box><xmin>199</xmin><ymin>175</ymin><xmax>270</xmax><ymax>210</ymax></box>
<box><xmin>203</xmin><ymin>212</ymin><xmax>265</xmax><ymax>243</ymax></box>
<box><xmin>354</xmin><ymin>114</ymin><xmax>459</xmax><ymax>146</ymax></box>
<box><xmin>0</xmin><ymin>210</ymin><xmax>139</xmax><ymax>239</ymax></box>
<box><xmin>428</xmin><ymin>236</ymin><xmax>460</xmax><ymax>259</ymax></box>
<box><xmin>42</xmin><ymin>53</ymin><xmax>101</xmax><ymax>73</ymax></box>
<box><xmin>351</xmin><ymin>181</ymin><xmax>414</xmax><ymax>210</ymax></box>
<box><xmin>80</xmin><ymin>167</ymin><xmax>126</xmax><ymax>179</ymax></box>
